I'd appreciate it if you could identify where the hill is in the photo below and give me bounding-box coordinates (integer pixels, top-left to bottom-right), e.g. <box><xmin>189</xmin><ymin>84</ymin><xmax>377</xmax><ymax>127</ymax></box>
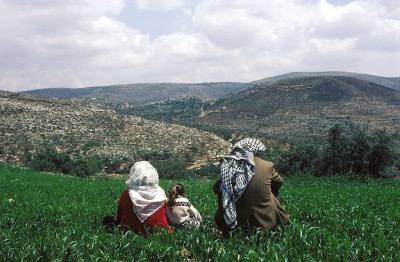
<box><xmin>254</xmin><ymin>71</ymin><xmax>400</xmax><ymax>91</ymax></box>
<box><xmin>24</xmin><ymin>82</ymin><xmax>250</xmax><ymax>106</ymax></box>
<box><xmin>1</xmin><ymin>164</ymin><xmax>399</xmax><ymax>260</ymax></box>
<box><xmin>23</xmin><ymin>72</ymin><xmax>400</xmax><ymax>107</ymax></box>
<box><xmin>201</xmin><ymin>76</ymin><xmax>400</xmax><ymax>140</ymax></box>
<box><xmin>0</xmin><ymin>91</ymin><xmax>229</xmax><ymax>165</ymax></box>
<box><xmin>128</xmin><ymin>76</ymin><xmax>400</xmax><ymax>142</ymax></box>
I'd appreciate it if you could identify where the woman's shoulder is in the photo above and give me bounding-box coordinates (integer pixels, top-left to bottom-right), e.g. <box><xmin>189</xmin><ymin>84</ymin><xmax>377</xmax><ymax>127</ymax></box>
<box><xmin>117</xmin><ymin>190</ymin><xmax>131</xmax><ymax>204</ymax></box>
<box><xmin>173</xmin><ymin>197</ymin><xmax>191</xmax><ymax>206</ymax></box>
<box><xmin>119</xmin><ymin>189</ymin><xmax>129</xmax><ymax>198</ymax></box>
<box><xmin>175</xmin><ymin>196</ymin><xmax>189</xmax><ymax>201</ymax></box>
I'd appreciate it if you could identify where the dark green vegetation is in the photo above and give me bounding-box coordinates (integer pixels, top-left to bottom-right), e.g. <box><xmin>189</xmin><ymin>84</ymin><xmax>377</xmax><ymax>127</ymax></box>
<box><xmin>24</xmin><ymin>144</ymin><xmax>220</xmax><ymax>178</ymax></box>
<box><xmin>1</xmin><ymin>165</ymin><xmax>399</xmax><ymax>261</ymax></box>
<box><xmin>25</xmin><ymin>146</ymin><xmax>103</xmax><ymax>177</ymax></box>
<box><xmin>22</xmin><ymin>123</ymin><xmax>399</xmax><ymax>179</ymax></box>
<box><xmin>24</xmin><ymin>82</ymin><xmax>250</xmax><ymax>106</ymax></box>
<box><xmin>275</xmin><ymin>124</ymin><xmax>399</xmax><ymax>178</ymax></box>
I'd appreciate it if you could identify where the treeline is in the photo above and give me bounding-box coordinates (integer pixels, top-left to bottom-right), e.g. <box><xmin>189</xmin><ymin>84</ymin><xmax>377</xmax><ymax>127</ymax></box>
<box><xmin>24</xmin><ymin>146</ymin><xmax>103</xmax><ymax>177</ymax></box>
<box><xmin>275</xmin><ymin>124</ymin><xmax>399</xmax><ymax>177</ymax></box>
<box><xmin>23</xmin><ymin>124</ymin><xmax>399</xmax><ymax>178</ymax></box>
<box><xmin>23</xmin><ymin>145</ymin><xmax>219</xmax><ymax>178</ymax></box>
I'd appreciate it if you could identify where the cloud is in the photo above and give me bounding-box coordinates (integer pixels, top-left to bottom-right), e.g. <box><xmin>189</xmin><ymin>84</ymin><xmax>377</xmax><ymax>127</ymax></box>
<box><xmin>0</xmin><ymin>0</ymin><xmax>399</xmax><ymax>91</ymax></box>
<box><xmin>135</xmin><ymin>0</ymin><xmax>185</xmax><ymax>11</ymax></box>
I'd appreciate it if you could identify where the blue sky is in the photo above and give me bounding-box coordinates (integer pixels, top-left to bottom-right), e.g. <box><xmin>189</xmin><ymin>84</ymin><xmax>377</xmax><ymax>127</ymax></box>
<box><xmin>0</xmin><ymin>0</ymin><xmax>399</xmax><ymax>91</ymax></box>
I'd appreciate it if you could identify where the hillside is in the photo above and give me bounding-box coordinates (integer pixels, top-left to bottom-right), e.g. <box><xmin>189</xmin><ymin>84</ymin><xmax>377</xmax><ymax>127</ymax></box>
<box><xmin>127</xmin><ymin>76</ymin><xmax>400</xmax><ymax>142</ymax></box>
<box><xmin>254</xmin><ymin>71</ymin><xmax>400</xmax><ymax>91</ymax></box>
<box><xmin>24</xmin><ymin>82</ymin><xmax>250</xmax><ymax>105</ymax></box>
<box><xmin>0</xmin><ymin>91</ymin><xmax>230</xmax><ymax>165</ymax></box>
<box><xmin>200</xmin><ymin>76</ymin><xmax>400</xmax><ymax>140</ymax></box>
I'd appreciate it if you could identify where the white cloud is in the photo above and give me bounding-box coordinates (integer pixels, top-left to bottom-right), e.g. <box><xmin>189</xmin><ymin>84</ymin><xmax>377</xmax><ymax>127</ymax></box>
<box><xmin>135</xmin><ymin>0</ymin><xmax>185</xmax><ymax>11</ymax></box>
<box><xmin>0</xmin><ymin>0</ymin><xmax>399</xmax><ymax>91</ymax></box>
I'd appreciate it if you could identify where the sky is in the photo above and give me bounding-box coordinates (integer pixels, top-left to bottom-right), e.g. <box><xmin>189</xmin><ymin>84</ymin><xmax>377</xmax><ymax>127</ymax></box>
<box><xmin>0</xmin><ymin>0</ymin><xmax>399</xmax><ymax>91</ymax></box>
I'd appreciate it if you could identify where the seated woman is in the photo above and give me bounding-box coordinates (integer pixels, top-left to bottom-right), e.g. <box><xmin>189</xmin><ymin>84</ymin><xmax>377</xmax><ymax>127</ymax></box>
<box><xmin>213</xmin><ymin>138</ymin><xmax>289</xmax><ymax>237</ymax></box>
<box><xmin>166</xmin><ymin>184</ymin><xmax>202</xmax><ymax>228</ymax></box>
<box><xmin>106</xmin><ymin>161</ymin><xmax>172</xmax><ymax>237</ymax></box>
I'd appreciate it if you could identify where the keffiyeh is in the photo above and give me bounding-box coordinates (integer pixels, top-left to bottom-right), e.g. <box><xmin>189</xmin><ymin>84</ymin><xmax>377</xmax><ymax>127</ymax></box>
<box><xmin>126</xmin><ymin>161</ymin><xmax>166</xmax><ymax>223</ymax></box>
<box><xmin>220</xmin><ymin>138</ymin><xmax>266</xmax><ymax>229</ymax></box>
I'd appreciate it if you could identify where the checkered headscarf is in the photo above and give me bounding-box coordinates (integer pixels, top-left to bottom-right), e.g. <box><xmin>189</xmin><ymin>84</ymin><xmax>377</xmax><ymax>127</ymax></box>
<box><xmin>220</xmin><ymin>138</ymin><xmax>266</xmax><ymax>229</ymax></box>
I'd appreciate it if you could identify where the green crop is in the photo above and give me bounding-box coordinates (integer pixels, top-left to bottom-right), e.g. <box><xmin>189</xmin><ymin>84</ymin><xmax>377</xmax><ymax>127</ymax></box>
<box><xmin>0</xmin><ymin>165</ymin><xmax>399</xmax><ymax>261</ymax></box>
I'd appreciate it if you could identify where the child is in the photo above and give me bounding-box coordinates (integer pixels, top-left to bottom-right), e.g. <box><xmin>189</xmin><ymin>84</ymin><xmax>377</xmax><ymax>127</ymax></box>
<box><xmin>166</xmin><ymin>184</ymin><xmax>202</xmax><ymax>228</ymax></box>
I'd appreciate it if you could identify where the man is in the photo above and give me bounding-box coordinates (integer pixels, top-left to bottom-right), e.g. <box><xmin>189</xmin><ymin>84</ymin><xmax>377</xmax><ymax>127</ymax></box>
<box><xmin>214</xmin><ymin>138</ymin><xmax>289</xmax><ymax>236</ymax></box>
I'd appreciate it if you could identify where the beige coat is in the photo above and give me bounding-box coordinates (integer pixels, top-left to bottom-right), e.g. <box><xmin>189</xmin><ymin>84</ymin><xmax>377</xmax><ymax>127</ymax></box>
<box><xmin>214</xmin><ymin>157</ymin><xmax>289</xmax><ymax>234</ymax></box>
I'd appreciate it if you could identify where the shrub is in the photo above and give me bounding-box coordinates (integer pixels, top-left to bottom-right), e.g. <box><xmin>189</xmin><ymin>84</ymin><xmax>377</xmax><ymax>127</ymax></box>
<box><xmin>276</xmin><ymin>144</ymin><xmax>320</xmax><ymax>175</ymax></box>
<box><xmin>152</xmin><ymin>159</ymin><xmax>188</xmax><ymax>178</ymax></box>
<box><xmin>367</xmin><ymin>130</ymin><xmax>392</xmax><ymax>177</ymax></box>
<box><xmin>315</xmin><ymin>124</ymin><xmax>394</xmax><ymax>177</ymax></box>
<box><xmin>140</xmin><ymin>150</ymin><xmax>174</xmax><ymax>161</ymax></box>
<box><xmin>192</xmin><ymin>163</ymin><xmax>220</xmax><ymax>177</ymax></box>
<box><xmin>26</xmin><ymin>146</ymin><xmax>102</xmax><ymax>176</ymax></box>
<box><xmin>27</xmin><ymin>146</ymin><xmax>74</xmax><ymax>173</ymax></box>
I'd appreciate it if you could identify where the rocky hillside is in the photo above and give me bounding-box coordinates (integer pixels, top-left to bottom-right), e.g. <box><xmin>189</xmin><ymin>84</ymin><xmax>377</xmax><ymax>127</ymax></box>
<box><xmin>199</xmin><ymin>76</ymin><xmax>400</xmax><ymax>141</ymax></box>
<box><xmin>0</xmin><ymin>91</ymin><xmax>230</xmax><ymax>165</ymax></box>
<box><xmin>24</xmin><ymin>82</ymin><xmax>250</xmax><ymax>106</ymax></box>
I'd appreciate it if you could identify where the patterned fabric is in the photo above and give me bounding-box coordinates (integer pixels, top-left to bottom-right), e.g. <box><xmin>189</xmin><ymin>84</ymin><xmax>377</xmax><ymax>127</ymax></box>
<box><xmin>220</xmin><ymin>138</ymin><xmax>266</xmax><ymax>229</ymax></box>
<box><xmin>179</xmin><ymin>216</ymin><xmax>202</xmax><ymax>228</ymax></box>
<box><xmin>171</xmin><ymin>201</ymin><xmax>192</xmax><ymax>207</ymax></box>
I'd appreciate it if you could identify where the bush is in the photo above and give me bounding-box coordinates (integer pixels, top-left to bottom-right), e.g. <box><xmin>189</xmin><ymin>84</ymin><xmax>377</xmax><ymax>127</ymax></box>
<box><xmin>191</xmin><ymin>163</ymin><xmax>220</xmax><ymax>177</ymax></box>
<box><xmin>315</xmin><ymin>124</ymin><xmax>394</xmax><ymax>177</ymax></box>
<box><xmin>367</xmin><ymin>130</ymin><xmax>392</xmax><ymax>177</ymax></box>
<box><xmin>27</xmin><ymin>146</ymin><xmax>74</xmax><ymax>173</ymax></box>
<box><xmin>26</xmin><ymin>146</ymin><xmax>102</xmax><ymax>177</ymax></box>
<box><xmin>152</xmin><ymin>159</ymin><xmax>188</xmax><ymax>178</ymax></box>
<box><xmin>276</xmin><ymin>144</ymin><xmax>320</xmax><ymax>175</ymax></box>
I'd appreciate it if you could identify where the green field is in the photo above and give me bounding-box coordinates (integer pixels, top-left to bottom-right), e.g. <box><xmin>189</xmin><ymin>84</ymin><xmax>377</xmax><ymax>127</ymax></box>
<box><xmin>1</xmin><ymin>165</ymin><xmax>399</xmax><ymax>261</ymax></box>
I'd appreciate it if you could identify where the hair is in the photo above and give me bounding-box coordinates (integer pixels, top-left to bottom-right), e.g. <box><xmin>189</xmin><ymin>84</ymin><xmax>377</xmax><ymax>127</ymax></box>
<box><xmin>167</xmin><ymin>183</ymin><xmax>186</xmax><ymax>207</ymax></box>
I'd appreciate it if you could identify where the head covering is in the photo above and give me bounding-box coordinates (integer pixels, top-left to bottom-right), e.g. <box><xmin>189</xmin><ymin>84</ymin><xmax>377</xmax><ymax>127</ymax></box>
<box><xmin>126</xmin><ymin>161</ymin><xmax>166</xmax><ymax>223</ymax></box>
<box><xmin>220</xmin><ymin>138</ymin><xmax>266</xmax><ymax>229</ymax></box>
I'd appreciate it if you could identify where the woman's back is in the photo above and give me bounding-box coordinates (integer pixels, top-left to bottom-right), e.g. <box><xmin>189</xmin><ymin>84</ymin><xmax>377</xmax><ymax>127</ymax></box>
<box><xmin>115</xmin><ymin>190</ymin><xmax>169</xmax><ymax>236</ymax></box>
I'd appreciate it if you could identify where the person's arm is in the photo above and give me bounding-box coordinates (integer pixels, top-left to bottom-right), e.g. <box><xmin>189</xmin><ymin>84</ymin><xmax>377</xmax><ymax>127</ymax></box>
<box><xmin>188</xmin><ymin>205</ymin><xmax>202</xmax><ymax>222</ymax></box>
<box><xmin>271</xmin><ymin>168</ymin><xmax>283</xmax><ymax>197</ymax></box>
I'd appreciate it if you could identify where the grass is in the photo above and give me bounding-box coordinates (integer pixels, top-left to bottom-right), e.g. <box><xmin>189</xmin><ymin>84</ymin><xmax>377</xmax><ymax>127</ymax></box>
<box><xmin>0</xmin><ymin>164</ymin><xmax>399</xmax><ymax>261</ymax></box>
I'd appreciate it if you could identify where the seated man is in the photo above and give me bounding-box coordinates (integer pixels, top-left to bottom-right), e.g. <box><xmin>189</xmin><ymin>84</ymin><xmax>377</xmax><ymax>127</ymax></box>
<box><xmin>214</xmin><ymin>138</ymin><xmax>289</xmax><ymax>237</ymax></box>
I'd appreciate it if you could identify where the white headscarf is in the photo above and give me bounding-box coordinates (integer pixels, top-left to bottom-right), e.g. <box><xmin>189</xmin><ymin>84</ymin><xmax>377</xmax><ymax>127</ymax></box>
<box><xmin>126</xmin><ymin>161</ymin><xmax>166</xmax><ymax>223</ymax></box>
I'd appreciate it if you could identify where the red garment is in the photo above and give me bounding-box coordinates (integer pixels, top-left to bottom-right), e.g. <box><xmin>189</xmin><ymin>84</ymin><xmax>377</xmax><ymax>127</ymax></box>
<box><xmin>115</xmin><ymin>190</ymin><xmax>171</xmax><ymax>236</ymax></box>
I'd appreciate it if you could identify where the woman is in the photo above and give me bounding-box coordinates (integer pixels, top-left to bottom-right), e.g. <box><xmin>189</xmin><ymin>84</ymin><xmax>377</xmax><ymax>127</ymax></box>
<box><xmin>214</xmin><ymin>138</ymin><xmax>289</xmax><ymax>236</ymax></box>
<box><xmin>108</xmin><ymin>161</ymin><xmax>172</xmax><ymax>237</ymax></box>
